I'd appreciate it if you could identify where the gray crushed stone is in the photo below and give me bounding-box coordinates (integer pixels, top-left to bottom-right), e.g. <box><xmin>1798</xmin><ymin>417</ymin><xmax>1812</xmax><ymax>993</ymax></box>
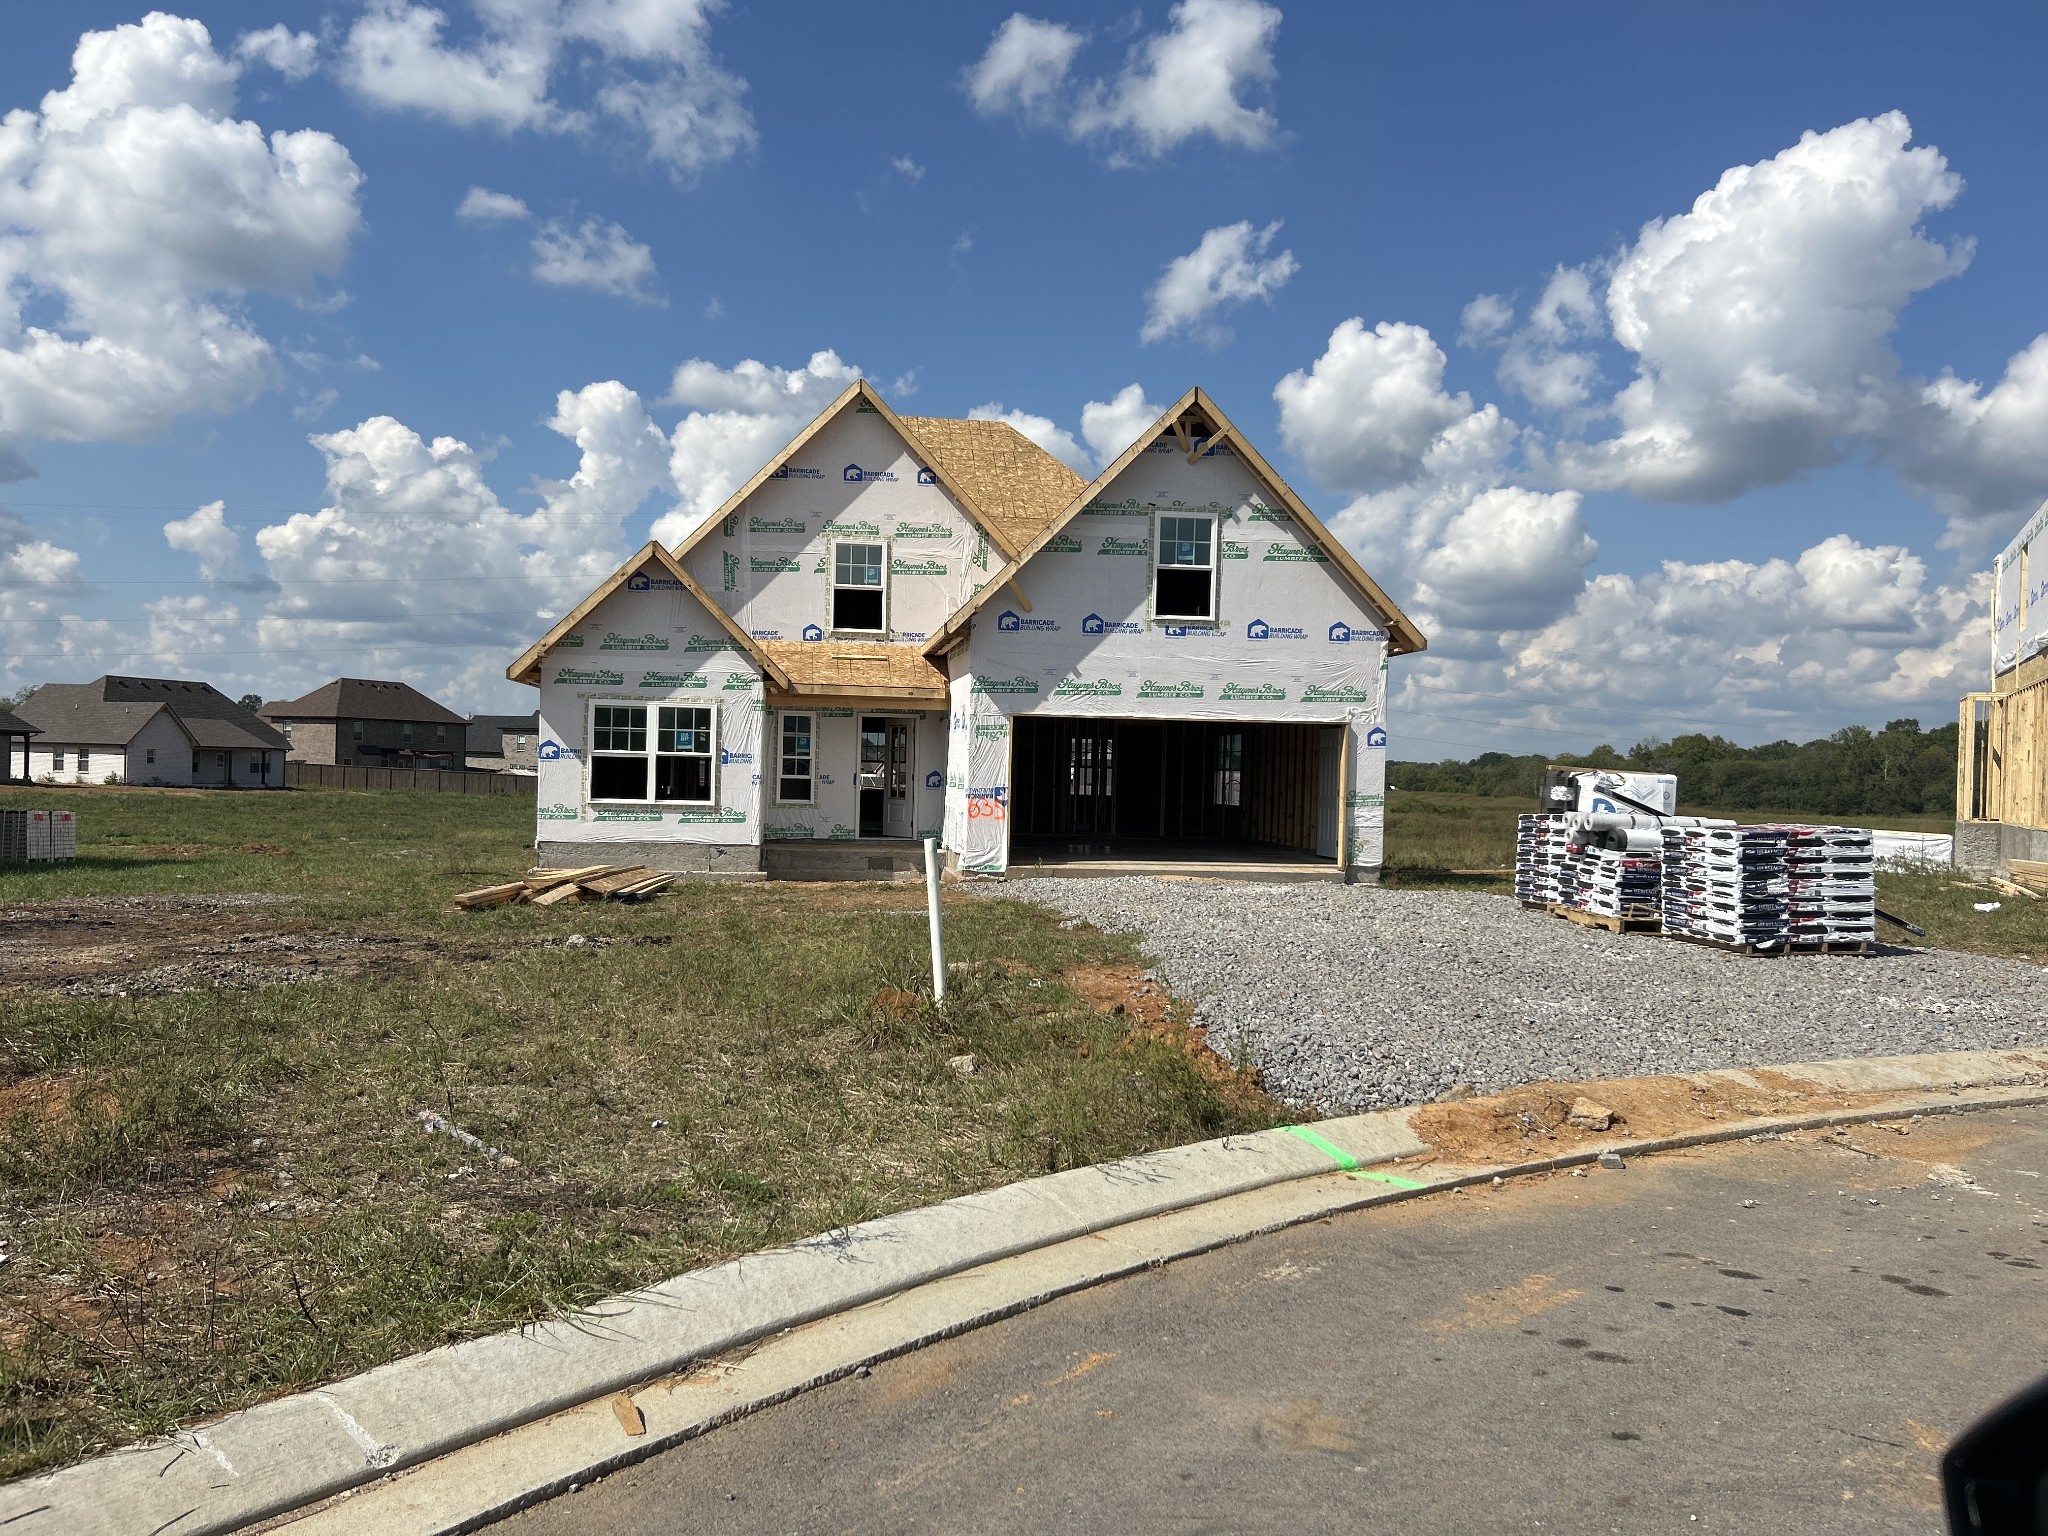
<box><xmin>989</xmin><ymin>877</ymin><xmax>2048</xmax><ymax>1113</ymax></box>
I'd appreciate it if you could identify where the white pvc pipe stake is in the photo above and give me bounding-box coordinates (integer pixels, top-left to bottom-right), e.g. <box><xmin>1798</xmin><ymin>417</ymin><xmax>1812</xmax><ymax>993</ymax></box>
<box><xmin>924</xmin><ymin>835</ymin><xmax>947</xmax><ymax>1002</ymax></box>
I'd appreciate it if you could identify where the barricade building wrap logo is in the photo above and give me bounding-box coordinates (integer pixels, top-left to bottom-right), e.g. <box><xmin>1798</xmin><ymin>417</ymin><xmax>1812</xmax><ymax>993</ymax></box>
<box><xmin>553</xmin><ymin>668</ymin><xmax>625</xmax><ymax>686</ymax></box>
<box><xmin>1137</xmin><ymin>680</ymin><xmax>1203</xmax><ymax>699</ymax></box>
<box><xmin>1245</xmin><ymin>619</ymin><xmax>1307</xmax><ymax>641</ymax></box>
<box><xmin>1044</xmin><ymin>533</ymin><xmax>1084</xmax><ymax>554</ymax></box>
<box><xmin>719</xmin><ymin>749</ymin><xmax>753</xmax><ymax>764</ymax></box>
<box><xmin>748</xmin><ymin>629</ymin><xmax>781</xmax><ymax>641</ymax></box>
<box><xmin>916</xmin><ymin>466</ymin><xmax>939</xmax><ymax>485</ymax></box>
<box><xmin>925</xmin><ymin>769</ymin><xmax>943</xmax><ymax>789</ymax></box>
<box><xmin>768</xmin><ymin>465</ymin><xmax>824</xmax><ymax>481</ymax></box>
<box><xmin>1326</xmin><ymin>621</ymin><xmax>1388</xmax><ymax>644</ymax></box>
<box><xmin>801</xmin><ymin>623</ymin><xmax>824</xmax><ymax>642</ymax></box>
<box><xmin>600</xmin><ymin>632</ymin><xmax>668</xmax><ymax>651</ymax></box>
<box><xmin>995</xmin><ymin>609</ymin><xmax>1059</xmax><ymax>633</ymax></box>
<box><xmin>1097</xmin><ymin>536</ymin><xmax>1149</xmax><ymax>556</ymax></box>
<box><xmin>1080</xmin><ymin>613</ymin><xmax>1142</xmax><ymax>636</ymax></box>
<box><xmin>625</xmin><ymin>572</ymin><xmax>684</xmax><ymax>592</ymax></box>
<box><xmin>1052</xmin><ymin>678</ymin><xmax>1122</xmax><ymax>699</ymax></box>
<box><xmin>749</xmin><ymin>516</ymin><xmax>807</xmax><ymax>535</ymax></box>
<box><xmin>1219</xmin><ymin>682</ymin><xmax>1286</xmax><ymax>701</ymax></box>
<box><xmin>843</xmin><ymin>463</ymin><xmax>897</xmax><ymax>483</ymax></box>
<box><xmin>1365</xmin><ymin>726</ymin><xmax>1388</xmax><ymax>748</ymax></box>
<box><xmin>891</xmin><ymin>557</ymin><xmax>947</xmax><ymax>576</ymax></box>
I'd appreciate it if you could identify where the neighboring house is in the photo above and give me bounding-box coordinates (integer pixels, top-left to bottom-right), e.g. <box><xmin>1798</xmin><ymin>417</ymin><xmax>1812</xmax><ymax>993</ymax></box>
<box><xmin>17</xmin><ymin>676</ymin><xmax>288</xmax><ymax>787</ymax></box>
<box><xmin>509</xmin><ymin>384</ymin><xmax>1425</xmax><ymax>881</ymax></box>
<box><xmin>0</xmin><ymin>707</ymin><xmax>39</xmax><ymax>782</ymax></box>
<box><xmin>466</xmin><ymin>713</ymin><xmax>540</xmax><ymax>774</ymax></box>
<box><xmin>261</xmin><ymin>679</ymin><xmax>468</xmax><ymax>767</ymax></box>
<box><xmin>1959</xmin><ymin>496</ymin><xmax>2048</xmax><ymax>872</ymax></box>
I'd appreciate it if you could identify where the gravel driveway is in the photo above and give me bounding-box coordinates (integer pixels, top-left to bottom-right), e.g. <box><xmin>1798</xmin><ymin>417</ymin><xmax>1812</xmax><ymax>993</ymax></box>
<box><xmin>993</xmin><ymin>877</ymin><xmax>2048</xmax><ymax>1112</ymax></box>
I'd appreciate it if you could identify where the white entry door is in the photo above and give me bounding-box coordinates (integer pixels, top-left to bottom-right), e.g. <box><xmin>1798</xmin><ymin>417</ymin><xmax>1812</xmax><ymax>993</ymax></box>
<box><xmin>884</xmin><ymin>719</ymin><xmax>914</xmax><ymax>837</ymax></box>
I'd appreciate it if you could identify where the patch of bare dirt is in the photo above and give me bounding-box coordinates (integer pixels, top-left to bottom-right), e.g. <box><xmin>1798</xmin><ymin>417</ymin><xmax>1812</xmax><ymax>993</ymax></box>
<box><xmin>1406</xmin><ymin>1069</ymin><xmax>2009</xmax><ymax>1167</ymax></box>
<box><xmin>0</xmin><ymin>895</ymin><xmax>425</xmax><ymax>997</ymax></box>
<box><xmin>1063</xmin><ymin>962</ymin><xmax>1271</xmax><ymax>1105</ymax></box>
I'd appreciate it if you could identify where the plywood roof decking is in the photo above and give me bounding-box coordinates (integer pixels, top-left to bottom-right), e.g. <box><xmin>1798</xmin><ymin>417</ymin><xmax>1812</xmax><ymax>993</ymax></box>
<box><xmin>757</xmin><ymin>640</ymin><xmax>949</xmax><ymax>698</ymax></box>
<box><xmin>894</xmin><ymin>417</ymin><xmax>1087</xmax><ymax>554</ymax></box>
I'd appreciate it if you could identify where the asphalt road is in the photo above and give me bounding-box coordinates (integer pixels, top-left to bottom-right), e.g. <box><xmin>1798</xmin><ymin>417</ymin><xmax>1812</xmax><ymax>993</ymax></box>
<box><xmin>499</xmin><ymin>1107</ymin><xmax>2048</xmax><ymax>1535</ymax></box>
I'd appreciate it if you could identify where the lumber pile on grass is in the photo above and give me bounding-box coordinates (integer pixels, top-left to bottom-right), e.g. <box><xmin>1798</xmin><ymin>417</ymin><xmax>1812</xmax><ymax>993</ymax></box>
<box><xmin>454</xmin><ymin>864</ymin><xmax>675</xmax><ymax>909</ymax></box>
<box><xmin>2007</xmin><ymin>859</ymin><xmax>2048</xmax><ymax>897</ymax></box>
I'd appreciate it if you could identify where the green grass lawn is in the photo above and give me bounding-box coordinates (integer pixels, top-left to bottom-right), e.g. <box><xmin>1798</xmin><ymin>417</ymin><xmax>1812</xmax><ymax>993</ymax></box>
<box><xmin>0</xmin><ymin>786</ymin><xmax>1280</xmax><ymax>1479</ymax></box>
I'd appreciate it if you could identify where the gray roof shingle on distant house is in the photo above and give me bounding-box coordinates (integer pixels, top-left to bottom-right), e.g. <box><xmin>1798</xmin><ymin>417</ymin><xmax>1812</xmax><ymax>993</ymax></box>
<box><xmin>262</xmin><ymin>678</ymin><xmax>467</xmax><ymax>727</ymax></box>
<box><xmin>0</xmin><ymin>708</ymin><xmax>41</xmax><ymax>738</ymax></box>
<box><xmin>17</xmin><ymin>677</ymin><xmax>287</xmax><ymax>751</ymax></box>
<box><xmin>467</xmin><ymin>712</ymin><xmax>538</xmax><ymax>736</ymax></box>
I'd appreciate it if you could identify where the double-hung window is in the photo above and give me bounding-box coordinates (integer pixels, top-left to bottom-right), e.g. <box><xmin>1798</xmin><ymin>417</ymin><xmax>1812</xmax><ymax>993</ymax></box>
<box><xmin>1155</xmin><ymin>514</ymin><xmax>1217</xmax><ymax>621</ymax></box>
<box><xmin>589</xmin><ymin>703</ymin><xmax>715</xmax><ymax>803</ymax></box>
<box><xmin>777</xmin><ymin>713</ymin><xmax>815</xmax><ymax>803</ymax></box>
<box><xmin>832</xmin><ymin>541</ymin><xmax>886</xmax><ymax>633</ymax></box>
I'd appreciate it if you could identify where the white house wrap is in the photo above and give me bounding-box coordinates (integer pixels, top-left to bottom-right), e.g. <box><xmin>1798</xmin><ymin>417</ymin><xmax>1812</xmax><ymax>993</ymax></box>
<box><xmin>511</xmin><ymin>384</ymin><xmax>1426</xmax><ymax>880</ymax></box>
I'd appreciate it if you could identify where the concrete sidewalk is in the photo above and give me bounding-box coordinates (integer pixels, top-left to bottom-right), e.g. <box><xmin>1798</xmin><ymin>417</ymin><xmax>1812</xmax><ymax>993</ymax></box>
<box><xmin>5</xmin><ymin>1047</ymin><xmax>2046</xmax><ymax>1536</ymax></box>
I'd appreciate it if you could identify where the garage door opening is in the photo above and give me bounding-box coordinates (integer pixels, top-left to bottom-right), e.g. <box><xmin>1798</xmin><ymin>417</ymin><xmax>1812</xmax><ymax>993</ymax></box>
<box><xmin>1008</xmin><ymin>716</ymin><xmax>1342</xmax><ymax>875</ymax></box>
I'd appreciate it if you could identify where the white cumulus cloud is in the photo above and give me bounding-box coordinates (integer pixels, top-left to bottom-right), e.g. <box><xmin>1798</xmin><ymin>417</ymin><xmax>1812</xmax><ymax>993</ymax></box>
<box><xmin>0</xmin><ymin>13</ymin><xmax>365</xmax><ymax>447</ymax></box>
<box><xmin>342</xmin><ymin>0</ymin><xmax>756</xmax><ymax>183</ymax></box>
<box><xmin>1141</xmin><ymin>219</ymin><xmax>1296</xmax><ymax>346</ymax></box>
<box><xmin>965</xmin><ymin>0</ymin><xmax>1282</xmax><ymax>160</ymax></box>
<box><xmin>234</xmin><ymin>24</ymin><xmax>320</xmax><ymax>80</ymax></box>
<box><xmin>457</xmin><ymin>185</ymin><xmax>531</xmax><ymax>221</ymax></box>
<box><xmin>1080</xmin><ymin>383</ymin><xmax>1164</xmax><ymax>466</ymax></box>
<box><xmin>530</xmin><ymin>217</ymin><xmax>662</xmax><ymax>304</ymax></box>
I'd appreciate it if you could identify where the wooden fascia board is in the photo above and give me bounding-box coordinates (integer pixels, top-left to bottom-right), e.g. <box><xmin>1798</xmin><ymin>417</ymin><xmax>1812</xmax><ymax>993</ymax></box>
<box><xmin>921</xmin><ymin>388</ymin><xmax>1204</xmax><ymax>655</ymax></box>
<box><xmin>1200</xmin><ymin>400</ymin><xmax>1427</xmax><ymax>657</ymax></box>
<box><xmin>863</xmin><ymin>390</ymin><xmax>1023</xmax><ymax>564</ymax></box>
<box><xmin>766</xmin><ymin>687</ymin><xmax>948</xmax><ymax>708</ymax></box>
<box><xmin>504</xmin><ymin>543</ymin><xmax>792</xmax><ymax>690</ymax></box>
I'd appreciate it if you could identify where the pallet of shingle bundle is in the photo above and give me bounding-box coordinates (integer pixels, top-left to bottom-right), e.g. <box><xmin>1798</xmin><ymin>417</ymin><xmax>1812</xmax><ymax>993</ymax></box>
<box><xmin>1781</xmin><ymin>824</ymin><xmax>1876</xmax><ymax>949</ymax></box>
<box><xmin>1659</xmin><ymin>825</ymin><xmax>1788</xmax><ymax>950</ymax></box>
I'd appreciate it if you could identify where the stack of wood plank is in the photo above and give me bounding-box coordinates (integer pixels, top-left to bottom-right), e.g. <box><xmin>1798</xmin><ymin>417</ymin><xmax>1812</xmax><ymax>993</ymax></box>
<box><xmin>454</xmin><ymin>865</ymin><xmax>676</xmax><ymax>909</ymax></box>
<box><xmin>2009</xmin><ymin>859</ymin><xmax>2048</xmax><ymax>896</ymax></box>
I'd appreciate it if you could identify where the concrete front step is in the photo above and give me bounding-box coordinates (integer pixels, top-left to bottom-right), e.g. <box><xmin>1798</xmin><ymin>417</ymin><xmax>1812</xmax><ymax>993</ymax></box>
<box><xmin>763</xmin><ymin>840</ymin><xmax>928</xmax><ymax>882</ymax></box>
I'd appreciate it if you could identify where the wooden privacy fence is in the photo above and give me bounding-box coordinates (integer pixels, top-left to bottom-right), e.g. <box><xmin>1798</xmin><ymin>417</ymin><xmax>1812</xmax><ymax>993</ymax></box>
<box><xmin>285</xmin><ymin>762</ymin><xmax>536</xmax><ymax>796</ymax></box>
<box><xmin>1958</xmin><ymin>675</ymin><xmax>2048</xmax><ymax>826</ymax></box>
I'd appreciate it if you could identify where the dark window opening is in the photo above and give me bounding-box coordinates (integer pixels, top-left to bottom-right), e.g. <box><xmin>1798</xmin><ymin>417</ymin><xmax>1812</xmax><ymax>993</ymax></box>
<box><xmin>590</xmin><ymin>754</ymin><xmax>648</xmax><ymax>799</ymax></box>
<box><xmin>833</xmin><ymin>586</ymin><xmax>884</xmax><ymax>631</ymax></box>
<box><xmin>1155</xmin><ymin>567</ymin><xmax>1213</xmax><ymax>619</ymax></box>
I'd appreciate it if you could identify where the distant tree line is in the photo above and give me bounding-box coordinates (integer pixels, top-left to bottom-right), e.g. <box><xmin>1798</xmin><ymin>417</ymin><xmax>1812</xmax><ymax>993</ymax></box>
<box><xmin>1391</xmin><ymin>718</ymin><xmax>1960</xmax><ymax>818</ymax></box>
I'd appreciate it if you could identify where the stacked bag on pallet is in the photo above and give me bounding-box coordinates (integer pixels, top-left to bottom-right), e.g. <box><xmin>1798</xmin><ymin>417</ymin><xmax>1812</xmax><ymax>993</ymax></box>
<box><xmin>1783</xmin><ymin>825</ymin><xmax>1876</xmax><ymax>944</ymax></box>
<box><xmin>1661</xmin><ymin>826</ymin><xmax>1789</xmax><ymax>948</ymax></box>
<box><xmin>1514</xmin><ymin>814</ymin><xmax>1570</xmax><ymax>905</ymax></box>
<box><xmin>1571</xmin><ymin>847</ymin><xmax>1663</xmax><ymax>918</ymax></box>
<box><xmin>1516</xmin><ymin>814</ymin><xmax>1662</xmax><ymax>920</ymax></box>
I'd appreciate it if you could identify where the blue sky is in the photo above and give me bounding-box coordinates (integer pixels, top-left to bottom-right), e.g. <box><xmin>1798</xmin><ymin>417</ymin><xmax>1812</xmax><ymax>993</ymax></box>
<box><xmin>3</xmin><ymin>2</ymin><xmax>2046</xmax><ymax>759</ymax></box>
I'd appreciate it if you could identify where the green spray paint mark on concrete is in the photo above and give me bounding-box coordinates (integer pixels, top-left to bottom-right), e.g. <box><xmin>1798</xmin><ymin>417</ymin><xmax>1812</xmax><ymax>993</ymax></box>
<box><xmin>1282</xmin><ymin>1124</ymin><xmax>1425</xmax><ymax>1189</ymax></box>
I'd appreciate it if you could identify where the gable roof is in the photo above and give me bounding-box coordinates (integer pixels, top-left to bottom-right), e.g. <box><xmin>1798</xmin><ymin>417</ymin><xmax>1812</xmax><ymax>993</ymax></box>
<box><xmin>507</xmin><ymin>542</ymin><xmax>790</xmax><ymax>689</ymax></box>
<box><xmin>468</xmin><ymin>712</ymin><xmax>539</xmax><ymax>732</ymax></box>
<box><xmin>263</xmin><ymin>678</ymin><xmax>467</xmax><ymax>726</ymax></box>
<box><xmin>893</xmin><ymin>416</ymin><xmax>1087</xmax><ymax>553</ymax></box>
<box><xmin>17</xmin><ymin>676</ymin><xmax>289</xmax><ymax>751</ymax></box>
<box><xmin>923</xmin><ymin>388</ymin><xmax>1428</xmax><ymax>658</ymax></box>
<box><xmin>669</xmin><ymin>380</ymin><xmax>1078</xmax><ymax>569</ymax></box>
<box><xmin>0</xmin><ymin>707</ymin><xmax>39</xmax><ymax>737</ymax></box>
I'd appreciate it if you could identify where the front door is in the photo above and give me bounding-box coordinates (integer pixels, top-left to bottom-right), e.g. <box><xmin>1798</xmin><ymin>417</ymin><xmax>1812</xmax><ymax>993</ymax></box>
<box><xmin>858</xmin><ymin>716</ymin><xmax>915</xmax><ymax>839</ymax></box>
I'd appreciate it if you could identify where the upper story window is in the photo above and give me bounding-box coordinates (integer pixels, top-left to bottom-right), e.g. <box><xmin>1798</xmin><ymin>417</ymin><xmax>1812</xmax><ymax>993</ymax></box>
<box><xmin>832</xmin><ymin>540</ymin><xmax>886</xmax><ymax>633</ymax></box>
<box><xmin>435</xmin><ymin>723</ymin><xmax>447</xmax><ymax>746</ymax></box>
<box><xmin>352</xmin><ymin>720</ymin><xmax>365</xmax><ymax>741</ymax></box>
<box><xmin>1155</xmin><ymin>515</ymin><xmax>1216</xmax><ymax>621</ymax></box>
<box><xmin>402</xmin><ymin>722</ymin><xmax>415</xmax><ymax>744</ymax></box>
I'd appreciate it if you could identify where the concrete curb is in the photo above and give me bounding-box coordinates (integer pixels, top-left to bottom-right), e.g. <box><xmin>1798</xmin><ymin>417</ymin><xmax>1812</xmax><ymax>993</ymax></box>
<box><xmin>8</xmin><ymin>1047</ymin><xmax>2048</xmax><ymax>1536</ymax></box>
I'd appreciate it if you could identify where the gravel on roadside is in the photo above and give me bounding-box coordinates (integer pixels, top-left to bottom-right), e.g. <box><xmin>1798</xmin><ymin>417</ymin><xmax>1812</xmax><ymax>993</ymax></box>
<box><xmin>987</xmin><ymin>877</ymin><xmax>2048</xmax><ymax>1113</ymax></box>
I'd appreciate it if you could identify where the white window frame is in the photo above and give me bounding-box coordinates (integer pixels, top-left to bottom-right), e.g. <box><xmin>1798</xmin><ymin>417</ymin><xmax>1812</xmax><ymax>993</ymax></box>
<box><xmin>52</xmin><ymin>748</ymin><xmax>65</xmax><ymax>770</ymax></box>
<box><xmin>78</xmin><ymin>748</ymin><xmax>90</xmax><ymax>774</ymax></box>
<box><xmin>1152</xmin><ymin>511</ymin><xmax>1219</xmax><ymax>625</ymax></box>
<box><xmin>775</xmin><ymin>712</ymin><xmax>816</xmax><ymax>805</ymax></box>
<box><xmin>829</xmin><ymin>537</ymin><xmax>889</xmax><ymax>637</ymax></box>
<box><xmin>586</xmin><ymin>699</ymin><xmax>718</xmax><ymax>805</ymax></box>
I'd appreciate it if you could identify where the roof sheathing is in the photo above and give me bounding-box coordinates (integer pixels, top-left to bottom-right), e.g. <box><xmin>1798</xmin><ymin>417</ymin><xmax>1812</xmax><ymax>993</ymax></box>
<box><xmin>506</xmin><ymin>542</ymin><xmax>789</xmax><ymax>689</ymax></box>
<box><xmin>923</xmin><ymin>388</ymin><xmax>1428</xmax><ymax>657</ymax></box>
<box><xmin>893</xmin><ymin>417</ymin><xmax>1086</xmax><ymax>554</ymax></box>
